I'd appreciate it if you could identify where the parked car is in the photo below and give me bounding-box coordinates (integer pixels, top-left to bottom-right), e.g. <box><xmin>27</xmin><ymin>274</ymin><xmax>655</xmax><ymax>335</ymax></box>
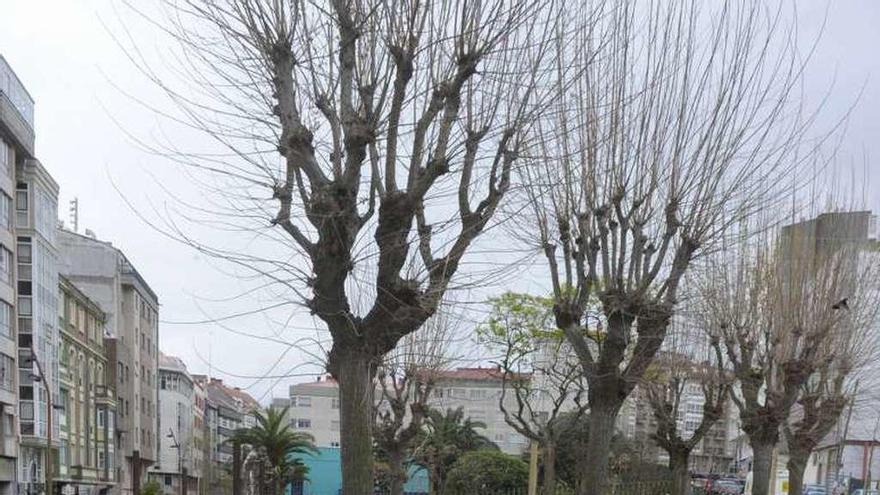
<box><xmin>852</xmin><ymin>490</ymin><xmax>880</xmax><ymax>495</ymax></box>
<box><xmin>802</xmin><ymin>485</ymin><xmax>826</xmax><ymax>495</ymax></box>
<box><xmin>709</xmin><ymin>479</ymin><xmax>744</xmax><ymax>495</ymax></box>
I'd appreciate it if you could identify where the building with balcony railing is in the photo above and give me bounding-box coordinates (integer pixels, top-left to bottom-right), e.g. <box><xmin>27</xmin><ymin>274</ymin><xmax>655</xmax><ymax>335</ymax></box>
<box><xmin>0</xmin><ymin>53</ymin><xmax>29</xmax><ymax>495</ymax></box>
<box><xmin>56</xmin><ymin>275</ymin><xmax>117</xmax><ymax>494</ymax></box>
<box><xmin>58</xmin><ymin>229</ymin><xmax>160</xmax><ymax>495</ymax></box>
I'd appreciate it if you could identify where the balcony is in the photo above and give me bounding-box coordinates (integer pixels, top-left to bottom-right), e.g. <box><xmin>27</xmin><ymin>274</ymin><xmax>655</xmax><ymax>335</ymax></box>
<box><xmin>69</xmin><ymin>465</ymin><xmax>100</xmax><ymax>481</ymax></box>
<box><xmin>0</xmin><ymin>56</ymin><xmax>35</xmax><ymax>156</ymax></box>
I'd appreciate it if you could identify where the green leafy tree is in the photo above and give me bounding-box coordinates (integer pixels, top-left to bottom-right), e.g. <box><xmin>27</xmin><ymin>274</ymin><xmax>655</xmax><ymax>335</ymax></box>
<box><xmin>231</xmin><ymin>407</ymin><xmax>317</xmax><ymax>495</ymax></box>
<box><xmin>445</xmin><ymin>450</ymin><xmax>529</xmax><ymax>495</ymax></box>
<box><xmin>479</xmin><ymin>292</ymin><xmax>587</xmax><ymax>495</ymax></box>
<box><xmin>413</xmin><ymin>407</ymin><xmax>497</xmax><ymax>494</ymax></box>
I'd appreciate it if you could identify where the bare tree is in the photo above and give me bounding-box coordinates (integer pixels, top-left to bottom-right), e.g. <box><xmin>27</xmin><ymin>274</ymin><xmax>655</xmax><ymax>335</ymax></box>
<box><xmin>374</xmin><ymin>310</ymin><xmax>456</xmax><ymax>495</ymax></box>
<box><xmin>782</xmin><ymin>246</ymin><xmax>880</xmax><ymax>495</ymax></box>
<box><xmin>122</xmin><ymin>1</ymin><xmax>564</xmax><ymax>492</ymax></box>
<box><xmin>641</xmin><ymin>326</ymin><xmax>731</xmax><ymax>495</ymax></box>
<box><xmin>479</xmin><ymin>292</ymin><xmax>587</xmax><ymax>495</ymax></box>
<box><xmin>515</xmin><ymin>1</ymin><xmax>825</xmax><ymax>492</ymax></box>
<box><xmin>699</xmin><ymin>223</ymin><xmax>876</xmax><ymax>495</ymax></box>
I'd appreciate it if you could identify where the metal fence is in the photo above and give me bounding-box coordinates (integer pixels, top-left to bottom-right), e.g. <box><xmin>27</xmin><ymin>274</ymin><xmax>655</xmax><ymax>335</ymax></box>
<box><xmin>377</xmin><ymin>480</ymin><xmax>673</xmax><ymax>495</ymax></box>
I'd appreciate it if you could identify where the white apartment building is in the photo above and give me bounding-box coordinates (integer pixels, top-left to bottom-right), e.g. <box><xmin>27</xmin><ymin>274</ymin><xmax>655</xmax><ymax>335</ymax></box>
<box><xmin>16</xmin><ymin>156</ymin><xmax>60</xmax><ymax>495</ymax></box>
<box><xmin>149</xmin><ymin>354</ymin><xmax>198</xmax><ymax>495</ymax></box>
<box><xmin>283</xmin><ymin>368</ymin><xmax>533</xmax><ymax>455</ymax></box>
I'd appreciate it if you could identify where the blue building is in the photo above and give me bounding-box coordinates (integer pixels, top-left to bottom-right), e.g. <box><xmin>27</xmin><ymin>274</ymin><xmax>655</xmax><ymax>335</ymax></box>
<box><xmin>290</xmin><ymin>448</ymin><xmax>429</xmax><ymax>495</ymax></box>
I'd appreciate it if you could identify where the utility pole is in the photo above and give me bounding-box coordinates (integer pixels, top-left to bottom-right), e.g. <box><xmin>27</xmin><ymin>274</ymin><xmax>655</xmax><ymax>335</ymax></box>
<box><xmin>30</xmin><ymin>346</ymin><xmax>53</xmax><ymax>495</ymax></box>
<box><xmin>168</xmin><ymin>428</ymin><xmax>187</xmax><ymax>495</ymax></box>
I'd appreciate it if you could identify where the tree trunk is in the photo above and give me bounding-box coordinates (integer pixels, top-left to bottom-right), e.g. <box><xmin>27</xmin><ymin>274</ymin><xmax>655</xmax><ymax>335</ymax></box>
<box><xmin>542</xmin><ymin>442</ymin><xmax>557</xmax><ymax>495</ymax></box>
<box><xmin>232</xmin><ymin>443</ymin><xmax>242</xmax><ymax>495</ymax></box>
<box><xmin>388</xmin><ymin>449</ymin><xmax>407</xmax><ymax>495</ymax></box>
<box><xmin>669</xmin><ymin>451</ymin><xmax>690</xmax><ymax>495</ymax></box>
<box><xmin>333</xmin><ymin>348</ymin><xmax>377</xmax><ymax>495</ymax></box>
<box><xmin>787</xmin><ymin>451</ymin><xmax>809</xmax><ymax>495</ymax></box>
<box><xmin>582</xmin><ymin>406</ymin><xmax>619</xmax><ymax>495</ymax></box>
<box><xmin>751</xmin><ymin>442</ymin><xmax>775</xmax><ymax>495</ymax></box>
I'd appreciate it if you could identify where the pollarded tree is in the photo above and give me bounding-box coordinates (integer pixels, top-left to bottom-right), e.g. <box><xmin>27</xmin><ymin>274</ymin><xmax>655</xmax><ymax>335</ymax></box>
<box><xmin>782</xmin><ymin>242</ymin><xmax>880</xmax><ymax>495</ymax></box>
<box><xmin>126</xmin><ymin>1</ymin><xmax>566</xmax><ymax>493</ymax></box>
<box><xmin>374</xmin><ymin>311</ymin><xmax>456</xmax><ymax>495</ymax></box>
<box><xmin>642</xmin><ymin>338</ymin><xmax>731</xmax><ymax>495</ymax></box>
<box><xmin>698</xmin><ymin>220</ymin><xmax>878</xmax><ymax>495</ymax></box>
<box><xmin>515</xmin><ymin>1</ymin><xmax>827</xmax><ymax>493</ymax></box>
<box><xmin>479</xmin><ymin>292</ymin><xmax>587</xmax><ymax>495</ymax></box>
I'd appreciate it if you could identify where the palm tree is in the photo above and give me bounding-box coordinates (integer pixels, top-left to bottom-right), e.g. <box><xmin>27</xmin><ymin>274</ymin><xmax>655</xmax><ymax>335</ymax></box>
<box><xmin>231</xmin><ymin>407</ymin><xmax>317</xmax><ymax>495</ymax></box>
<box><xmin>413</xmin><ymin>407</ymin><xmax>497</xmax><ymax>494</ymax></box>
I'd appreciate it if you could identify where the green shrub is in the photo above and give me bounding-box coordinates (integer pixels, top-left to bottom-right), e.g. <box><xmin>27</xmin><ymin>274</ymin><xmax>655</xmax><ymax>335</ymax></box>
<box><xmin>445</xmin><ymin>449</ymin><xmax>528</xmax><ymax>494</ymax></box>
<box><xmin>141</xmin><ymin>481</ymin><xmax>162</xmax><ymax>495</ymax></box>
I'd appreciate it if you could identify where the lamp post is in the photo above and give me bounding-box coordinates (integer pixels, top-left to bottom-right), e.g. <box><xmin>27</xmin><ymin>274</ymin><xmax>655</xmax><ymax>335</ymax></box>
<box><xmin>168</xmin><ymin>429</ymin><xmax>187</xmax><ymax>495</ymax></box>
<box><xmin>29</xmin><ymin>346</ymin><xmax>53</xmax><ymax>495</ymax></box>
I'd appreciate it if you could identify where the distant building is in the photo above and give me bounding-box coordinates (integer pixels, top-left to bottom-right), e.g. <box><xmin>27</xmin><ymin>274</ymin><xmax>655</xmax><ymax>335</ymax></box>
<box><xmin>193</xmin><ymin>376</ymin><xmax>258</xmax><ymax>495</ymax></box>
<box><xmin>285</xmin><ymin>368</ymin><xmax>533</xmax><ymax>455</ymax></box>
<box><xmin>58</xmin><ymin>229</ymin><xmax>160</xmax><ymax>495</ymax></box>
<box><xmin>149</xmin><ymin>354</ymin><xmax>199</xmax><ymax>495</ymax></box>
<box><xmin>56</xmin><ymin>276</ymin><xmax>118</xmax><ymax>493</ymax></box>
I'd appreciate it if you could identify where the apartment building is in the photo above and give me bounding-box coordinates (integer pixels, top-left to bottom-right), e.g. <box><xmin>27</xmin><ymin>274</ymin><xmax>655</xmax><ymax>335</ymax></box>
<box><xmin>0</xmin><ymin>54</ymin><xmax>31</xmax><ymax>495</ymax></box>
<box><xmin>16</xmin><ymin>152</ymin><xmax>60</xmax><ymax>495</ymax></box>
<box><xmin>56</xmin><ymin>276</ymin><xmax>117</xmax><ymax>493</ymax></box>
<box><xmin>193</xmin><ymin>376</ymin><xmax>258</xmax><ymax>495</ymax></box>
<box><xmin>57</xmin><ymin>230</ymin><xmax>160</xmax><ymax>495</ymax></box>
<box><xmin>149</xmin><ymin>354</ymin><xmax>198</xmax><ymax>495</ymax></box>
<box><xmin>285</xmin><ymin>368</ymin><xmax>533</xmax><ymax>455</ymax></box>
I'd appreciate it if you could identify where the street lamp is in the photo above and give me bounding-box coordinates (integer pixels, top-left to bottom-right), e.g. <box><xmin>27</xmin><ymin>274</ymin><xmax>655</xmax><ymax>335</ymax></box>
<box><xmin>167</xmin><ymin>429</ymin><xmax>187</xmax><ymax>495</ymax></box>
<box><xmin>28</xmin><ymin>346</ymin><xmax>54</xmax><ymax>495</ymax></box>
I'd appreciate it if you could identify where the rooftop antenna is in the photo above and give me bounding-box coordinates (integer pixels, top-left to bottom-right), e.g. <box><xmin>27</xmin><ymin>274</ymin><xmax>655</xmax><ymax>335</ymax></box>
<box><xmin>69</xmin><ymin>198</ymin><xmax>79</xmax><ymax>233</ymax></box>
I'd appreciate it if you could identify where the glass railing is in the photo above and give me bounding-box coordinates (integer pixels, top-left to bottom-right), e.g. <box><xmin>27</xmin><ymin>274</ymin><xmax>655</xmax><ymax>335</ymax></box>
<box><xmin>0</xmin><ymin>55</ymin><xmax>35</xmax><ymax>130</ymax></box>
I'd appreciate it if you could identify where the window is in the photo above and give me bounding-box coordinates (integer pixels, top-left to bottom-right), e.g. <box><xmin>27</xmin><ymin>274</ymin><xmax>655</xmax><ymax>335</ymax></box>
<box><xmin>165</xmin><ymin>475</ymin><xmax>172</xmax><ymax>487</ymax></box>
<box><xmin>0</xmin><ymin>246</ymin><xmax>11</xmax><ymax>285</ymax></box>
<box><xmin>469</xmin><ymin>389</ymin><xmax>488</xmax><ymax>401</ymax></box>
<box><xmin>0</xmin><ymin>353</ymin><xmax>13</xmax><ymax>390</ymax></box>
<box><xmin>0</xmin><ymin>193</ymin><xmax>10</xmax><ymax>229</ymax></box>
<box><xmin>494</xmin><ymin>433</ymin><xmax>506</xmax><ymax>443</ymax></box>
<box><xmin>97</xmin><ymin>410</ymin><xmax>105</xmax><ymax>428</ymax></box>
<box><xmin>296</xmin><ymin>419</ymin><xmax>311</xmax><ymax>429</ymax></box>
<box><xmin>330</xmin><ymin>441</ymin><xmax>340</xmax><ymax>448</ymax></box>
<box><xmin>18</xmin><ymin>296</ymin><xmax>31</xmax><ymax>316</ymax></box>
<box><xmin>20</xmin><ymin>401</ymin><xmax>34</xmax><ymax>420</ymax></box>
<box><xmin>331</xmin><ymin>398</ymin><xmax>340</xmax><ymax>409</ymax></box>
<box><xmin>14</xmin><ymin>185</ymin><xmax>27</xmax><ymax>228</ymax></box>
<box><xmin>0</xmin><ymin>139</ymin><xmax>8</xmax><ymax>178</ymax></box>
<box><xmin>0</xmin><ymin>301</ymin><xmax>10</xmax><ymax>339</ymax></box>
<box><xmin>98</xmin><ymin>451</ymin><xmax>106</xmax><ymax>470</ymax></box>
<box><xmin>331</xmin><ymin>420</ymin><xmax>340</xmax><ymax>431</ymax></box>
<box><xmin>293</xmin><ymin>396</ymin><xmax>311</xmax><ymax>408</ymax></box>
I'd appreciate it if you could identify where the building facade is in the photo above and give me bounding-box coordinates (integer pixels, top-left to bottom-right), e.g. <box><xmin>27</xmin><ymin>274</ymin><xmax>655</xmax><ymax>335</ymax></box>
<box><xmin>16</xmin><ymin>154</ymin><xmax>60</xmax><ymax>495</ymax></box>
<box><xmin>0</xmin><ymin>53</ymin><xmax>32</xmax><ymax>495</ymax></box>
<box><xmin>56</xmin><ymin>276</ymin><xmax>117</xmax><ymax>494</ymax></box>
<box><xmin>149</xmin><ymin>354</ymin><xmax>198</xmax><ymax>495</ymax></box>
<box><xmin>57</xmin><ymin>230</ymin><xmax>160</xmax><ymax>495</ymax></box>
<box><xmin>192</xmin><ymin>377</ymin><xmax>258</xmax><ymax>495</ymax></box>
<box><xmin>285</xmin><ymin>368</ymin><xmax>533</xmax><ymax>455</ymax></box>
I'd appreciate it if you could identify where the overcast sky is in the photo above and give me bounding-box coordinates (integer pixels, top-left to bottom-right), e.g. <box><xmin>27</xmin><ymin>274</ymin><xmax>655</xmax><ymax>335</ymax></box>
<box><xmin>1</xmin><ymin>1</ymin><xmax>879</xmax><ymax>403</ymax></box>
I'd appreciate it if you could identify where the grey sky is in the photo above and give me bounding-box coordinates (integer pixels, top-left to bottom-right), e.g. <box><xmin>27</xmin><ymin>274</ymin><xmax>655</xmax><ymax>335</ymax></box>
<box><xmin>1</xmin><ymin>1</ymin><xmax>878</xmax><ymax>403</ymax></box>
